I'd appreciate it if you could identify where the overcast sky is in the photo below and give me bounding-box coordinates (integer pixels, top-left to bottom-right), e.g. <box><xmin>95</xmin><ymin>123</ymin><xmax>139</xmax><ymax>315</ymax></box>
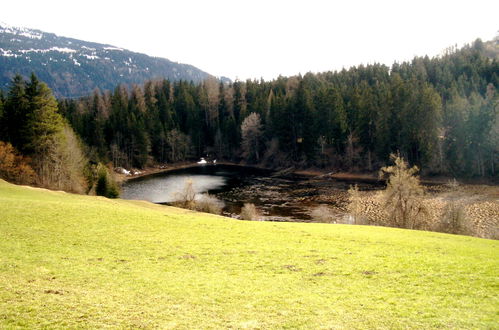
<box><xmin>2</xmin><ymin>0</ymin><xmax>498</xmax><ymax>81</ymax></box>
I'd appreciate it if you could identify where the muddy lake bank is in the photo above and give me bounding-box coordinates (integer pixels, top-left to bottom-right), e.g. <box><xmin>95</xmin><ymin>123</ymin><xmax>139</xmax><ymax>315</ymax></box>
<box><xmin>120</xmin><ymin>164</ymin><xmax>498</xmax><ymax>238</ymax></box>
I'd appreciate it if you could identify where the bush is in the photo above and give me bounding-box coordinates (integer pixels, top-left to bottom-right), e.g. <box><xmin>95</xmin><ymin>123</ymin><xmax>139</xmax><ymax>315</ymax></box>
<box><xmin>438</xmin><ymin>200</ymin><xmax>469</xmax><ymax>235</ymax></box>
<box><xmin>346</xmin><ymin>184</ymin><xmax>368</xmax><ymax>225</ymax></box>
<box><xmin>310</xmin><ymin>205</ymin><xmax>336</xmax><ymax>223</ymax></box>
<box><xmin>95</xmin><ymin>164</ymin><xmax>119</xmax><ymax>198</ymax></box>
<box><xmin>240</xmin><ymin>203</ymin><xmax>261</xmax><ymax>221</ymax></box>
<box><xmin>379</xmin><ymin>154</ymin><xmax>427</xmax><ymax>229</ymax></box>
<box><xmin>0</xmin><ymin>141</ymin><xmax>36</xmax><ymax>185</ymax></box>
<box><xmin>194</xmin><ymin>194</ymin><xmax>225</xmax><ymax>215</ymax></box>
<box><xmin>435</xmin><ymin>180</ymin><xmax>471</xmax><ymax>235</ymax></box>
<box><xmin>171</xmin><ymin>180</ymin><xmax>224</xmax><ymax>215</ymax></box>
<box><xmin>173</xmin><ymin>179</ymin><xmax>196</xmax><ymax>209</ymax></box>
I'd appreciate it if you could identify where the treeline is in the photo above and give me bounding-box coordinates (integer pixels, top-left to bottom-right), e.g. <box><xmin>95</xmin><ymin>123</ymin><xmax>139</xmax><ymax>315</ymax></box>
<box><xmin>2</xmin><ymin>39</ymin><xmax>498</xmax><ymax>188</ymax></box>
<box><xmin>61</xmin><ymin>39</ymin><xmax>497</xmax><ymax>176</ymax></box>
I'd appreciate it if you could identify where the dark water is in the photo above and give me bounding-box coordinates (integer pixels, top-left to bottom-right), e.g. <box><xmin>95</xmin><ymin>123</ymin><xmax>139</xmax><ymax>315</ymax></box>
<box><xmin>121</xmin><ymin>164</ymin><xmax>382</xmax><ymax>222</ymax></box>
<box><xmin>121</xmin><ymin>164</ymin><xmax>272</xmax><ymax>204</ymax></box>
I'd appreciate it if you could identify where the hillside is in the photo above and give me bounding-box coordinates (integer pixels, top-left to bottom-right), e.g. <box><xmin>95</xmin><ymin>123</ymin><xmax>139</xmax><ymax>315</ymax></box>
<box><xmin>0</xmin><ymin>179</ymin><xmax>497</xmax><ymax>328</ymax></box>
<box><xmin>0</xmin><ymin>22</ymin><xmax>227</xmax><ymax>98</ymax></box>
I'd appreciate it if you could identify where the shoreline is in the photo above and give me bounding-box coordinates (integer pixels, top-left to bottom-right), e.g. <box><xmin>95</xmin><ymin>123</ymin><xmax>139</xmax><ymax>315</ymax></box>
<box><xmin>116</xmin><ymin>161</ymin><xmax>498</xmax><ymax>187</ymax></box>
<box><xmin>115</xmin><ymin>161</ymin><xmax>272</xmax><ymax>184</ymax></box>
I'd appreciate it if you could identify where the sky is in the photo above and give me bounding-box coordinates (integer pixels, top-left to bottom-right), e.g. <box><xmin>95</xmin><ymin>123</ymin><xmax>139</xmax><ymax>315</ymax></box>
<box><xmin>2</xmin><ymin>0</ymin><xmax>498</xmax><ymax>81</ymax></box>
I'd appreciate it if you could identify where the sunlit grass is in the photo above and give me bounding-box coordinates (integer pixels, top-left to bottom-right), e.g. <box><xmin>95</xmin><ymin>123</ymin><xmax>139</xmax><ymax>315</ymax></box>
<box><xmin>0</xmin><ymin>180</ymin><xmax>497</xmax><ymax>328</ymax></box>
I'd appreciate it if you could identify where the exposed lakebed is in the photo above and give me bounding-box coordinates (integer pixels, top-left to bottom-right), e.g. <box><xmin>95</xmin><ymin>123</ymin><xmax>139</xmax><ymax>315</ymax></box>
<box><xmin>121</xmin><ymin>164</ymin><xmax>383</xmax><ymax>222</ymax></box>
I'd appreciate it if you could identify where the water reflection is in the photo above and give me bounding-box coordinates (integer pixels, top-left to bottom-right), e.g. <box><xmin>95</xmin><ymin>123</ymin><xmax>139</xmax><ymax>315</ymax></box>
<box><xmin>122</xmin><ymin>174</ymin><xmax>227</xmax><ymax>203</ymax></box>
<box><xmin>121</xmin><ymin>164</ymin><xmax>381</xmax><ymax>222</ymax></box>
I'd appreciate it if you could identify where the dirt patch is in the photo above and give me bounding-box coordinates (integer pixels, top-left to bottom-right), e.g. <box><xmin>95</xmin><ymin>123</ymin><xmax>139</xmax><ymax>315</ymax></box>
<box><xmin>283</xmin><ymin>265</ymin><xmax>302</xmax><ymax>272</ymax></box>
<box><xmin>362</xmin><ymin>270</ymin><xmax>378</xmax><ymax>276</ymax></box>
<box><xmin>180</xmin><ymin>254</ymin><xmax>197</xmax><ymax>260</ymax></box>
<box><xmin>44</xmin><ymin>289</ymin><xmax>64</xmax><ymax>295</ymax></box>
<box><xmin>313</xmin><ymin>272</ymin><xmax>327</xmax><ymax>277</ymax></box>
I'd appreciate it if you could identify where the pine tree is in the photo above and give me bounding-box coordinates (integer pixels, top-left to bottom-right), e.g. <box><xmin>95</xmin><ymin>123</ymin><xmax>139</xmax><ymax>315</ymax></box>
<box><xmin>0</xmin><ymin>92</ymin><xmax>4</xmax><ymax>139</ymax></box>
<box><xmin>3</xmin><ymin>74</ymin><xmax>29</xmax><ymax>149</ymax></box>
<box><xmin>25</xmin><ymin>76</ymin><xmax>65</xmax><ymax>155</ymax></box>
<box><xmin>289</xmin><ymin>79</ymin><xmax>316</xmax><ymax>161</ymax></box>
<box><xmin>21</xmin><ymin>74</ymin><xmax>86</xmax><ymax>192</ymax></box>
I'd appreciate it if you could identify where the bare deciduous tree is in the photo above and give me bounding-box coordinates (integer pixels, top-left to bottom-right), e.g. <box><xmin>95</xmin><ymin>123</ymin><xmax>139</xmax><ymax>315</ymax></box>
<box><xmin>166</xmin><ymin>129</ymin><xmax>191</xmax><ymax>162</ymax></box>
<box><xmin>241</xmin><ymin>112</ymin><xmax>263</xmax><ymax>162</ymax></box>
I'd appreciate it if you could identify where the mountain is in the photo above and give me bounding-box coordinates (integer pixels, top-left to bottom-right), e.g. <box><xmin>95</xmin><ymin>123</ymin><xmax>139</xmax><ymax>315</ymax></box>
<box><xmin>0</xmin><ymin>22</ymin><xmax>228</xmax><ymax>98</ymax></box>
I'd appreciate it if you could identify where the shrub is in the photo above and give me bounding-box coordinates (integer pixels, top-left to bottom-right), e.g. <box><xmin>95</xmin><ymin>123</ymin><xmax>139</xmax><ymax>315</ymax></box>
<box><xmin>435</xmin><ymin>180</ymin><xmax>471</xmax><ymax>235</ymax></box>
<box><xmin>194</xmin><ymin>194</ymin><xmax>225</xmax><ymax>215</ymax></box>
<box><xmin>173</xmin><ymin>179</ymin><xmax>196</xmax><ymax>209</ymax></box>
<box><xmin>438</xmin><ymin>200</ymin><xmax>469</xmax><ymax>235</ymax></box>
<box><xmin>346</xmin><ymin>184</ymin><xmax>368</xmax><ymax>225</ymax></box>
<box><xmin>0</xmin><ymin>141</ymin><xmax>36</xmax><ymax>185</ymax></box>
<box><xmin>171</xmin><ymin>180</ymin><xmax>224</xmax><ymax>215</ymax></box>
<box><xmin>95</xmin><ymin>164</ymin><xmax>120</xmax><ymax>198</ymax></box>
<box><xmin>310</xmin><ymin>205</ymin><xmax>336</xmax><ymax>223</ymax></box>
<box><xmin>379</xmin><ymin>154</ymin><xmax>427</xmax><ymax>229</ymax></box>
<box><xmin>240</xmin><ymin>203</ymin><xmax>261</xmax><ymax>221</ymax></box>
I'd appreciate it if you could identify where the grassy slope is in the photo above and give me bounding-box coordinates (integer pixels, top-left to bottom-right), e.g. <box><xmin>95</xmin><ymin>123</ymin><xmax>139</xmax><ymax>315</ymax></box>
<box><xmin>0</xmin><ymin>180</ymin><xmax>497</xmax><ymax>329</ymax></box>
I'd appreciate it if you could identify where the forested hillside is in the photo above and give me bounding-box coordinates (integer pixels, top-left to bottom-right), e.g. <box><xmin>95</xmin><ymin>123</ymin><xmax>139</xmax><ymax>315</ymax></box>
<box><xmin>55</xmin><ymin>39</ymin><xmax>498</xmax><ymax>177</ymax></box>
<box><xmin>0</xmin><ymin>23</ymin><xmax>222</xmax><ymax>98</ymax></box>
<box><xmin>0</xmin><ymin>38</ymin><xmax>497</xmax><ymax>193</ymax></box>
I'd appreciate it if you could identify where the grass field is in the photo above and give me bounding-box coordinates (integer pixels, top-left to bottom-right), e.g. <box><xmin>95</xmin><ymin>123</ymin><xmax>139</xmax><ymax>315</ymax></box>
<box><xmin>0</xmin><ymin>179</ymin><xmax>497</xmax><ymax>328</ymax></box>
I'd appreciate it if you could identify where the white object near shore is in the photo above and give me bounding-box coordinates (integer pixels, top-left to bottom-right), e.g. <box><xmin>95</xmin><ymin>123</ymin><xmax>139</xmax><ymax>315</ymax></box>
<box><xmin>115</xmin><ymin>167</ymin><xmax>131</xmax><ymax>176</ymax></box>
<box><xmin>197</xmin><ymin>158</ymin><xmax>207</xmax><ymax>164</ymax></box>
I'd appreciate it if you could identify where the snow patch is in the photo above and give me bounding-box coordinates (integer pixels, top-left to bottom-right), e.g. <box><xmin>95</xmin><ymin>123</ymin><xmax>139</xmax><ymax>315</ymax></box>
<box><xmin>0</xmin><ymin>22</ymin><xmax>42</xmax><ymax>39</ymax></box>
<box><xmin>82</xmin><ymin>54</ymin><xmax>100</xmax><ymax>60</ymax></box>
<box><xmin>81</xmin><ymin>46</ymin><xmax>96</xmax><ymax>51</ymax></box>
<box><xmin>18</xmin><ymin>31</ymin><xmax>42</xmax><ymax>39</ymax></box>
<box><xmin>72</xmin><ymin>58</ymin><xmax>81</xmax><ymax>66</ymax></box>
<box><xmin>103</xmin><ymin>46</ymin><xmax>124</xmax><ymax>51</ymax></box>
<box><xmin>0</xmin><ymin>48</ymin><xmax>18</xmax><ymax>57</ymax></box>
<box><xmin>50</xmin><ymin>47</ymin><xmax>76</xmax><ymax>53</ymax></box>
<box><xmin>18</xmin><ymin>47</ymin><xmax>76</xmax><ymax>54</ymax></box>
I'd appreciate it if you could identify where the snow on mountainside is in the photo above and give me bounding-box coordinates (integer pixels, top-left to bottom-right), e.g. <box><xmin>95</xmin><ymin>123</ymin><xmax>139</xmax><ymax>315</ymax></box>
<box><xmin>0</xmin><ymin>22</ymin><xmax>228</xmax><ymax>98</ymax></box>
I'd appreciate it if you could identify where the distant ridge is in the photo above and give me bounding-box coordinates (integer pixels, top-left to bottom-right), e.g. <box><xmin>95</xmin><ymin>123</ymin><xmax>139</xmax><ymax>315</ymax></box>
<box><xmin>0</xmin><ymin>22</ymin><xmax>230</xmax><ymax>98</ymax></box>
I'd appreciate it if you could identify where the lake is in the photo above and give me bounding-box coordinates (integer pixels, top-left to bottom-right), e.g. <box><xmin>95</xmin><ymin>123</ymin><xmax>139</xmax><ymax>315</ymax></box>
<box><xmin>121</xmin><ymin>164</ymin><xmax>382</xmax><ymax>222</ymax></box>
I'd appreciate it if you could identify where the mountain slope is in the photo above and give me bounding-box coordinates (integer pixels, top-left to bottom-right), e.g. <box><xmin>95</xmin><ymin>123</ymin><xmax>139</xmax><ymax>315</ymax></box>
<box><xmin>0</xmin><ymin>179</ymin><xmax>497</xmax><ymax>328</ymax></box>
<box><xmin>0</xmin><ymin>23</ymin><xmax>222</xmax><ymax>98</ymax></box>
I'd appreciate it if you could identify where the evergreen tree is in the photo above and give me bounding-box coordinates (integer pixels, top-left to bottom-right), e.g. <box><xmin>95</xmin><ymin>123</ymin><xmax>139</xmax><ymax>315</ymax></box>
<box><xmin>291</xmin><ymin>79</ymin><xmax>316</xmax><ymax>161</ymax></box>
<box><xmin>24</xmin><ymin>75</ymin><xmax>65</xmax><ymax>155</ymax></box>
<box><xmin>3</xmin><ymin>74</ymin><xmax>29</xmax><ymax>148</ymax></box>
<box><xmin>87</xmin><ymin>89</ymin><xmax>107</xmax><ymax>159</ymax></box>
<box><xmin>0</xmin><ymin>91</ymin><xmax>4</xmax><ymax>139</ymax></box>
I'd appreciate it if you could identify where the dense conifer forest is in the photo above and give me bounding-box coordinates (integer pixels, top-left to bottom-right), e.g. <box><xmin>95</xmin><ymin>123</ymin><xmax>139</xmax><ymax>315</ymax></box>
<box><xmin>0</xmin><ymin>39</ymin><xmax>497</xmax><ymax>194</ymax></box>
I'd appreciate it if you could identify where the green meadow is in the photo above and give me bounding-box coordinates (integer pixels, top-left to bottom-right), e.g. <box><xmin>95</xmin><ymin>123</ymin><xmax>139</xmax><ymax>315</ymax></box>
<box><xmin>0</xmin><ymin>179</ymin><xmax>497</xmax><ymax>329</ymax></box>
